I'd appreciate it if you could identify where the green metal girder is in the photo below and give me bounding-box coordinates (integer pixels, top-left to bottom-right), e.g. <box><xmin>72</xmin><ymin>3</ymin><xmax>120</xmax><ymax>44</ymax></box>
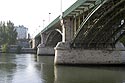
<box><xmin>35</xmin><ymin>16</ymin><xmax>60</xmax><ymax>38</ymax></box>
<box><xmin>63</xmin><ymin>0</ymin><xmax>103</xmax><ymax>18</ymax></box>
<box><xmin>63</xmin><ymin>0</ymin><xmax>87</xmax><ymax>18</ymax></box>
<box><xmin>35</xmin><ymin>0</ymin><xmax>103</xmax><ymax>39</ymax></box>
<box><xmin>71</xmin><ymin>0</ymin><xmax>107</xmax><ymax>44</ymax></box>
<box><xmin>41</xmin><ymin>16</ymin><xmax>60</xmax><ymax>33</ymax></box>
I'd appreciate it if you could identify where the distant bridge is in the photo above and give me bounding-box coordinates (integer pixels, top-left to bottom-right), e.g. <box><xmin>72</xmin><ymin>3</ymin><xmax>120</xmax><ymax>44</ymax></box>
<box><xmin>32</xmin><ymin>0</ymin><xmax>125</xmax><ymax>65</ymax></box>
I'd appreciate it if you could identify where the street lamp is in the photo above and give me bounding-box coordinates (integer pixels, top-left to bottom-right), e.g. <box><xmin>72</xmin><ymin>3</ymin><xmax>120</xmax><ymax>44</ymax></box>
<box><xmin>49</xmin><ymin>13</ymin><xmax>51</xmax><ymax>23</ymax></box>
<box><xmin>43</xmin><ymin>20</ymin><xmax>45</xmax><ymax>28</ymax></box>
<box><xmin>60</xmin><ymin>0</ymin><xmax>65</xmax><ymax>42</ymax></box>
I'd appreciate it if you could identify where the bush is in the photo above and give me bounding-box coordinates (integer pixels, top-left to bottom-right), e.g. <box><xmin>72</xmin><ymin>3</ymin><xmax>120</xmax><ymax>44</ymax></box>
<box><xmin>1</xmin><ymin>44</ymin><xmax>9</xmax><ymax>53</ymax></box>
<box><xmin>120</xmin><ymin>36</ymin><xmax>125</xmax><ymax>46</ymax></box>
<box><xmin>16</xmin><ymin>46</ymin><xmax>22</xmax><ymax>53</ymax></box>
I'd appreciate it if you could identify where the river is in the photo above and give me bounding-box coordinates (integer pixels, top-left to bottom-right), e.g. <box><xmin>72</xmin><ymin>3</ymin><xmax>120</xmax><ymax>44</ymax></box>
<box><xmin>0</xmin><ymin>53</ymin><xmax>125</xmax><ymax>83</ymax></box>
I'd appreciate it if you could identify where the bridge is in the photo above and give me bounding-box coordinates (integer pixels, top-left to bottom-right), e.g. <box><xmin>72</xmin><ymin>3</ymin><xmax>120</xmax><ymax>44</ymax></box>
<box><xmin>33</xmin><ymin>0</ymin><xmax>125</xmax><ymax>65</ymax></box>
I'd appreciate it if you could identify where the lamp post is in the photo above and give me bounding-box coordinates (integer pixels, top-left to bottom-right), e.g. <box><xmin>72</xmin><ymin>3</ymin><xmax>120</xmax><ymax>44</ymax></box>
<box><xmin>60</xmin><ymin>0</ymin><xmax>65</xmax><ymax>42</ymax></box>
<box><xmin>49</xmin><ymin>13</ymin><xmax>51</xmax><ymax>23</ymax></box>
<box><xmin>43</xmin><ymin>20</ymin><xmax>45</xmax><ymax>28</ymax></box>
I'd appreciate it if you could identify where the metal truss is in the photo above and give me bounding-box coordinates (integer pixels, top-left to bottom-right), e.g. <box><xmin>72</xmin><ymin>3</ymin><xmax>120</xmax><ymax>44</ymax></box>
<box><xmin>72</xmin><ymin>0</ymin><xmax>125</xmax><ymax>49</ymax></box>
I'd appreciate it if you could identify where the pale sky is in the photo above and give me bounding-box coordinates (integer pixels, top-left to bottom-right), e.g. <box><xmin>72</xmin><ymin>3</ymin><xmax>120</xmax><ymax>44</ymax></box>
<box><xmin>0</xmin><ymin>0</ymin><xmax>77</xmax><ymax>37</ymax></box>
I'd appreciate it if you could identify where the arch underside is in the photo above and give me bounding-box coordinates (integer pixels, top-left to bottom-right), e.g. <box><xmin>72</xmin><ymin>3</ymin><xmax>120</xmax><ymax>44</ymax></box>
<box><xmin>45</xmin><ymin>30</ymin><xmax>62</xmax><ymax>47</ymax></box>
<box><xmin>72</xmin><ymin>0</ymin><xmax>125</xmax><ymax>48</ymax></box>
<box><xmin>35</xmin><ymin>35</ymin><xmax>41</xmax><ymax>49</ymax></box>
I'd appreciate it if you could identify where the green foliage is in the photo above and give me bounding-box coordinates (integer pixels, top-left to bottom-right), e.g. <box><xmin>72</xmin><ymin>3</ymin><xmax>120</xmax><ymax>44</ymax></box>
<box><xmin>120</xmin><ymin>35</ymin><xmax>125</xmax><ymax>46</ymax></box>
<box><xmin>16</xmin><ymin>46</ymin><xmax>22</xmax><ymax>53</ymax></box>
<box><xmin>1</xmin><ymin>44</ymin><xmax>9</xmax><ymax>52</ymax></box>
<box><xmin>0</xmin><ymin>21</ymin><xmax>17</xmax><ymax>45</ymax></box>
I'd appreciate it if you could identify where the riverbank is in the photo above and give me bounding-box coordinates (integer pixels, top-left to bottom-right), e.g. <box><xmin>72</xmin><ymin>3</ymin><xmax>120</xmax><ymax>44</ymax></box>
<box><xmin>0</xmin><ymin>48</ymin><xmax>36</xmax><ymax>54</ymax></box>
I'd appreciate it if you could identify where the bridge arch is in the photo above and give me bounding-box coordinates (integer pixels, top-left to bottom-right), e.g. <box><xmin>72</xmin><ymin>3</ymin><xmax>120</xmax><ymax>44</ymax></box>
<box><xmin>31</xmin><ymin>35</ymin><xmax>41</xmax><ymax>49</ymax></box>
<box><xmin>45</xmin><ymin>29</ymin><xmax>62</xmax><ymax>47</ymax></box>
<box><xmin>72</xmin><ymin>0</ymin><xmax>125</xmax><ymax>48</ymax></box>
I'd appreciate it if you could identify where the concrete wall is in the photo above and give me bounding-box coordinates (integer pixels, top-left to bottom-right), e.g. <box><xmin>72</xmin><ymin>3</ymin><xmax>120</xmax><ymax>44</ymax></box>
<box><xmin>21</xmin><ymin>48</ymin><xmax>36</xmax><ymax>53</ymax></box>
<box><xmin>54</xmin><ymin>42</ymin><xmax>125</xmax><ymax>65</ymax></box>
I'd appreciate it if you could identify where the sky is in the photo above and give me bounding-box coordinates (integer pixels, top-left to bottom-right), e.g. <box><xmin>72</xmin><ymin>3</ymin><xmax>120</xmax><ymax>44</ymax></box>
<box><xmin>0</xmin><ymin>0</ymin><xmax>77</xmax><ymax>37</ymax></box>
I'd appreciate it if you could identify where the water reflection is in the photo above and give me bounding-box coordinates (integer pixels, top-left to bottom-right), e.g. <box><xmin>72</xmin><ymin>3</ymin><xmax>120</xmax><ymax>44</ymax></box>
<box><xmin>0</xmin><ymin>54</ymin><xmax>125</xmax><ymax>83</ymax></box>
<box><xmin>37</xmin><ymin>56</ymin><xmax>54</xmax><ymax>83</ymax></box>
<box><xmin>0</xmin><ymin>53</ymin><xmax>16</xmax><ymax>83</ymax></box>
<box><xmin>54</xmin><ymin>66</ymin><xmax>125</xmax><ymax>83</ymax></box>
<box><xmin>0</xmin><ymin>53</ymin><xmax>43</xmax><ymax>83</ymax></box>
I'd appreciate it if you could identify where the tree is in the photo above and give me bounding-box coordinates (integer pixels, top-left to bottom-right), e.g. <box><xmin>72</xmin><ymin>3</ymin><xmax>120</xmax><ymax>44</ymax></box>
<box><xmin>120</xmin><ymin>36</ymin><xmax>125</xmax><ymax>46</ymax></box>
<box><xmin>6</xmin><ymin>21</ymin><xmax>17</xmax><ymax>44</ymax></box>
<box><xmin>0</xmin><ymin>21</ymin><xmax>17</xmax><ymax>45</ymax></box>
<box><xmin>0</xmin><ymin>22</ymin><xmax>7</xmax><ymax>44</ymax></box>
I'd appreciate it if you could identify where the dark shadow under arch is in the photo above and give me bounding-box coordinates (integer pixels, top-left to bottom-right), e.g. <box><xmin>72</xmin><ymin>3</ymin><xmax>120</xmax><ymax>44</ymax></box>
<box><xmin>45</xmin><ymin>30</ymin><xmax>62</xmax><ymax>47</ymax></box>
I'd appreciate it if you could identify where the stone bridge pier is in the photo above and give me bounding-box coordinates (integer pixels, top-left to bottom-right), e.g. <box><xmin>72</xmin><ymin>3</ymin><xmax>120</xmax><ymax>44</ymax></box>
<box><xmin>55</xmin><ymin>42</ymin><xmax>125</xmax><ymax>65</ymax></box>
<box><xmin>37</xmin><ymin>28</ymin><xmax>62</xmax><ymax>55</ymax></box>
<box><xmin>37</xmin><ymin>33</ymin><xmax>55</xmax><ymax>55</ymax></box>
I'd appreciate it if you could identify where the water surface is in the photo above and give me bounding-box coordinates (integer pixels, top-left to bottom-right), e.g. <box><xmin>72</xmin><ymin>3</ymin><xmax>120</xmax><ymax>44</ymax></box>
<box><xmin>0</xmin><ymin>53</ymin><xmax>125</xmax><ymax>83</ymax></box>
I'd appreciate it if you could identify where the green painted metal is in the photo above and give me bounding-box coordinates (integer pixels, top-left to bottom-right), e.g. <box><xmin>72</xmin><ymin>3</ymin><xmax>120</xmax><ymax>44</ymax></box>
<box><xmin>71</xmin><ymin>0</ymin><xmax>125</xmax><ymax>48</ymax></box>
<box><xmin>63</xmin><ymin>0</ymin><xmax>87</xmax><ymax>18</ymax></box>
<box><xmin>35</xmin><ymin>16</ymin><xmax>60</xmax><ymax>38</ymax></box>
<box><xmin>63</xmin><ymin>0</ymin><xmax>103</xmax><ymax>18</ymax></box>
<box><xmin>35</xmin><ymin>0</ymin><xmax>88</xmax><ymax>38</ymax></box>
<box><xmin>71</xmin><ymin>0</ymin><xmax>107</xmax><ymax>44</ymax></box>
<box><xmin>35</xmin><ymin>0</ymin><xmax>103</xmax><ymax>38</ymax></box>
<box><xmin>41</xmin><ymin>16</ymin><xmax>60</xmax><ymax>33</ymax></box>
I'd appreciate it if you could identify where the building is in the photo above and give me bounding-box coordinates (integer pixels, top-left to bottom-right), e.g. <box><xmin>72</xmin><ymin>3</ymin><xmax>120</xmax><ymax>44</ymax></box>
<box><xmin>15</xmin><ymin>25</ymin><xmax>28</xmax><ymax>39</ymax></box>
<box><xmin>15</xmin><ymin>25</ymin><xmax>30</xmax><ymax>48</ymax></box>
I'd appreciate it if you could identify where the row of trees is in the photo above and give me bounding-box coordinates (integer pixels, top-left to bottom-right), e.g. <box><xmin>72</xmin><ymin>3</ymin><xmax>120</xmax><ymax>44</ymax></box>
<box><xmin>0</xmin><ymin>21</ymin><xmax>17</xmax><ymax>45</ymax></box>
<box><xmin>0</xmin><ymin>21</ymin><xmax>18</xmax><ymax>52</ymax></box>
